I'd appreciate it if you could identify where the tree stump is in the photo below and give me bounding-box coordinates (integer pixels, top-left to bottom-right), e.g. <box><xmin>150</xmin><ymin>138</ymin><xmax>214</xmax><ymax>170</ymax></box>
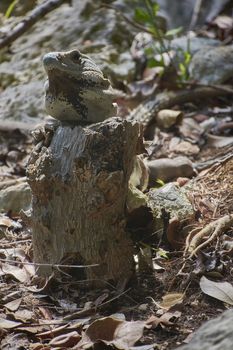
<box><xmin>26</xmin><ymin>117</ymin><xmax>139</xmax><ymax>286</ymax></box>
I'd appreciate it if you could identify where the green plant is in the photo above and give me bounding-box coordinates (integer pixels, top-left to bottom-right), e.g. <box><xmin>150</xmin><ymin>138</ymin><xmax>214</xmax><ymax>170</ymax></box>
<box><xmin>177</xmin><ymin>38</ymin><xmax>192</xmax><ymax>82</ymax></box>
<box><xmin>5</xmin><ymin>0</ymin><xmax>19</xmax><ymax>18</ymax></box>
<box><xmin>133</xmin><ymin>0</ymin><xmax>191</xmax><ymax>82</ymax></box>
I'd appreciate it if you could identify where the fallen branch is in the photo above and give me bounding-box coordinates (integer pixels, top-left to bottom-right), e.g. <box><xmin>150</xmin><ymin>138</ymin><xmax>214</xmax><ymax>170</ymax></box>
<box><xmin>179</xmin><ymin>82</ymin><xmax>233</xmax><ymax>95</ymax></box>
<box><xmin>0</xmin><ymin>0</ymin><xmax>70</xmax><ymax>50</ymax></box>
<box><xmin>127</xmin><ymin>86</ymin><xmax>233</xmax><ymax>126</ymax></box>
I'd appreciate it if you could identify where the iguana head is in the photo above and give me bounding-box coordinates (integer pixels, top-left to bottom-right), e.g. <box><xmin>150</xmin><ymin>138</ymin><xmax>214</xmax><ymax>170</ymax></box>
<box><xmin>43</xmin><ymin>50</ymin><xmax>117</xmax><ymax>123</ymax></box>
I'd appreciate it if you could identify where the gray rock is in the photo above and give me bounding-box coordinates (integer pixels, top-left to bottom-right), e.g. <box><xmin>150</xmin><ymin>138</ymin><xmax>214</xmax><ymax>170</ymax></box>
<box><xmin>0</xmin><ymin>81</ymin><xmax>44</xmax><ymax>123</ymax></box>
<box><xmin>146</xmin><ymin>156</ymin><xmax>194</xmax><ymax>184</ymax></box>
<box><xmin>0</xmin><ymin>179</ymin><xmax>31</xmax><ymax>213</ymax></box>
<box><xmin>148</xmin><ymin>182</ymin><xmax>194</xmax><ymax>221</ymax></box>
<box><xmin>177</xmin><ymin>310</ymin><xmax>233</xmax><ymax>350</ymax></box>
<box><xmin>189</xmin><ymin>45</ymin><xmax>233</xmax><ymax>84</ymax></box>
<box><xmin>156</xmin><ymin>0</ymin><xmax>230</xmax><ymax>29</ymax></box>
<box><xmin>170</xmin><ymin>37</ymin><xmax>220</xmax><ymax>56</ymax></box>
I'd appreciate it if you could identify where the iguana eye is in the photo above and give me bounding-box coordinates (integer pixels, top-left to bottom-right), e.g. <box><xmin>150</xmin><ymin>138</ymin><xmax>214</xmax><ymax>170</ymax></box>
<box><xmin>71</xmin><ymin>51</ymin><xmax>81</xmax><ymax>62</ymax></box>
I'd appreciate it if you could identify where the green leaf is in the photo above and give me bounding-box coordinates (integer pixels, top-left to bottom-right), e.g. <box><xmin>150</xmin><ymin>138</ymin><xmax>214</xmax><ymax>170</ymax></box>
<box><xmin>153</xmin><ymin>3</ymin><xmax>160</xmax><ymax>16</ymax></box>
<box><xmin>184</xmin><ymin>50</ymin><xmax>192</xmax><ymax>65</ymax></box>
<box><xmin>5</xmin><ymin>0</ymin><xmax>18</xmax><ymax>18</ymax></box>
<box><xmin>178</xmin><ymin>61</ymin><xmax>189</xmax><ymax>81</ymax></box>
<box><xmin>155</xmin><ymin>178</ymin><xmax>165</xmax><ymax>187</ymax></box>
<box><xmin>147</xmin><ymin>57</ymin><xmax>163</xmax><ymax>68</ymax></box>
<box><xmin>179</xmin><ymin>62</ymin><xmax>186</xmax><ymax>75</ymax></box>
<box><xmin>134</xmin><ymin>7</ymin><xmax>151</xmax><ymax>23</ymax></box>
<box><xmin>148</xmin><ymin>25</ymin><xmax>164</xmax><ymax>38</ymax></box>
<box><xmin>144</xmin><ymin>47</ymin><xmax>155</xmax><ymax>56</ymax></box>
<box><xmin>156</xmin><ymin>248</ymin><xmax>169</xmax><ymax>259</ymax></box>
<box><xmin>165</xmin><ymin>27</ymin><xmax>183</xmax><ymax>38</ymax></box>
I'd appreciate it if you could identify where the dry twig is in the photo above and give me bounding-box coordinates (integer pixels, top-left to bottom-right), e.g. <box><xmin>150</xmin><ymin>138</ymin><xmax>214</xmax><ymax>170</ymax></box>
<box><xmin>0</xmin><ymin>0</ymin><xmax>70</xmax><ymax>50</ymax></box>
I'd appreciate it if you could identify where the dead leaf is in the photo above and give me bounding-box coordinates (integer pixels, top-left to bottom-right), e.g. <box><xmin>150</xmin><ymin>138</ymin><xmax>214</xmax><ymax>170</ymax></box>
<box><xmin>193</xmin><ymin>114</ymin><xmax>209</xmax><ymax>123</ymax></box>
<box><xmin>113</xmin><ymin>319</ymin><xmax>146</xmax><ymax>348</ymax></box>
<box><xmin>211</xmin><ymin>15</ymin><xmax>233</xmax><ymax>30</ymax></box>
<box><xmin>14</xmin><ymin>309</ymin><xmax>34</xmax><ymax>322</ymax></box>
<box><xmin>30</xmin><ymin>343</ymin><xmax>50</xmax><ymax>350</ymax></box>
<box><xmin>37</xmin><ymin>306</ymin><xmax>52</xmax><ymax>320</ymax></box>
<box><xmin>158</xmin><ymin>293</ymin><xmax>184</xmax><ymax>310</ymax></box>
<box><xmin>146</xmin><ymin>315</ymin><xmax>162</xmax><ymax>329</ymax></box>
<box><xmin>0</xmin><ymin>333</ymin><xmax>30</xmax><ymax>349</ymax></box>
<box><xmin>24</xmin><ymin>262</ymin><xmax>36</xmax><ymax>277</ymax></box>
<box><xmin>152</xmin><ymin>261</ymin><xmax>165</xmax><ymax>272</ymax></box>
<box><xmin>4</xmin><ymin>297</ymin><xmax>22</xmax><ymax>311</ymax></box>
<box><xmin>0</xmin><ymin>318</ymin><xmax>22</xmax><ymax>329</ymax></box>
<box><xmin>25</xmin><ymin>274</ymin><xmax>53</xmax><ymax>292</ymax></box>
<box><xmin>0</xmin><ymin>215</ymin><xmax>16</xmax><ymax>228</ymax></box>
<box><xmin>179</xmin><ymin>117</ymin><xmax>203</xmax><ymax>141</ymax></box>
<box><xmin>160</xmin><ymin>311</ymin><xmax>181</xmax><ymax>324</ymax></box>
<box><xmin>75</xmin><ymin>316</ymin><xmax>146</xmax><ymax>349</ymax></box>
<box><xmin>147</xmin><ymin>311</ymin><xmax>181</xmax><ymax>329</ymax></box>
<box><xmin>128</xmin><ymin>345</ymin><xmax>157</xmax><ymax>350</ymax></box>
<box><xmin>0</xmin><ymin>248</ymin><xmax>34</xmax><ymax>277</ymax></box>
<box><xmin>128</xmin><ymin>76</ymin><xmax>158</xmax><ymax>98</ymax></box>
<box><xmin>94</xmin><ymin>292</ymin><xmax>109</xmax><ymax>307</ymax></box>
<box><xmin>37</xmin><ymin>324</ymin><xmax>69</xmax><ymax>339</ymax></box>
<box><xmin>17</xmin><ymin>325</ymin><xmax>50</xmax><ymax>334</ymax></box>
<box><xmin>1</xmin><ymin>263</ymin><xmax>30</xmax><ymax>283</ymax></box>
<box><xmin>49</xmin><ymin>331</ymin><xmax>81</xmax><ymax>347</ymax></box>
<box><xmin>207</xmin><ymin>134</ymin><xmax>233</xmax><ymax>148</ymax></box>
<box><xmin>200</xmin><ymin>276</ymin><xmax>233</xmax><ymax>305</ymax></box>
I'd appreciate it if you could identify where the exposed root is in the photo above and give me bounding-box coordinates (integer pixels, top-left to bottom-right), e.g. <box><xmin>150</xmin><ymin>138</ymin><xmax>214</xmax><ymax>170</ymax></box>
<box><xmin>188</xmin><ymin>214</ymin><xmax>233</xmax><ymax>258</ymax></box>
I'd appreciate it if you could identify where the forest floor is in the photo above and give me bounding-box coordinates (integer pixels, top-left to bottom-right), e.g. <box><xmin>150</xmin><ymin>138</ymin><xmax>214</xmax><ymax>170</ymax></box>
<box><xmin>0</xmin><ymin>1</ymin><xmax>233</xmax><ymax>349</ymax></box>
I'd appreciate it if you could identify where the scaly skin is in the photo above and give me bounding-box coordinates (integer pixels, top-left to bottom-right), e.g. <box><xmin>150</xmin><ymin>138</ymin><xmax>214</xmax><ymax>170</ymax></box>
<box><xmin>43</xmin><ymin>50</ymin><xmax>117</xmax><ymax>123</ymax></box>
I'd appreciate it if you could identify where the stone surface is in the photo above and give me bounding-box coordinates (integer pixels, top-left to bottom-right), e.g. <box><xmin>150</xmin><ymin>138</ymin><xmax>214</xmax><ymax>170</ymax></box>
<box><xmin>148</xmin><ymin>182</ymin><xmax>194</xmax><ymax>221</ymax></box>
<box><xmin>0</xmin><ymin>179</ymin><xmax>31</xmax><ymax>213</ymax></box>
<box><xmin>146</xmin><ymin>156</ymin><xmax>194</xmax><ymax>184</ymax></box>
<box><xmin>170</xmin><ymin>37</ymin><xmax>220</xmax><ymax>56</ymax></box>
<box><xmin>157</xmin><ymin>0</ymin><xmax>230</xmax><ymax>29</ymax></box>
<box><xmin>189</xmin><ymin>45</ymin><xmax>233</xmax><ymax>84</ymax></box>
<box><xmin>177</xmin><ymin>310</ymin><xmax>233</xmax><ymax>350</ymax></box>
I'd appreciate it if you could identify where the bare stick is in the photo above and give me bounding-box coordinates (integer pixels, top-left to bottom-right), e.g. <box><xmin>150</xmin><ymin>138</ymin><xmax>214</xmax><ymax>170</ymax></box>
<box><xmin>99</xmin><ymin>4</ymin><xmax>152</xmax><ymax>34</ymax></box>
<box><xmin>189</xmin><ymin>0</ymin><xmax>203</xmax><ymax>29</ymax></box>
<box><xmin>0</xmin><ymin>0</ymin><xmax>69</xmax><ymax>50</ymax></box>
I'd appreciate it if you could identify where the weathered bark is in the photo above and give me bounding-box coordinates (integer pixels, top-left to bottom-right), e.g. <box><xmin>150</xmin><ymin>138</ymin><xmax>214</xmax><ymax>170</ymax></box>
<box><xmin>26</xmin><ymin>117</ymin><xmax>139</xmax><ymax>285</ymax></box>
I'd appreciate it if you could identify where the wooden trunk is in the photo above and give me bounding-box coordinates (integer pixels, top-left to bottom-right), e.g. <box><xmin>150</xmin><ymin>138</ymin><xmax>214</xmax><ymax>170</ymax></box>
<box><xmin>26</xmin><ymin>117</ymin><xmax>139</xmax><ymax>286</ymax></box>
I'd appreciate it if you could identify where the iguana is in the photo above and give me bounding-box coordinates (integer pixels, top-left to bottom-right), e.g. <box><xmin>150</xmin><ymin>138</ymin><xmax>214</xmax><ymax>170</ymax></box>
<box><xmin>43</xmin><ymin>49</ymin><xmax>117</xmax><ymax>123</ymax></box>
